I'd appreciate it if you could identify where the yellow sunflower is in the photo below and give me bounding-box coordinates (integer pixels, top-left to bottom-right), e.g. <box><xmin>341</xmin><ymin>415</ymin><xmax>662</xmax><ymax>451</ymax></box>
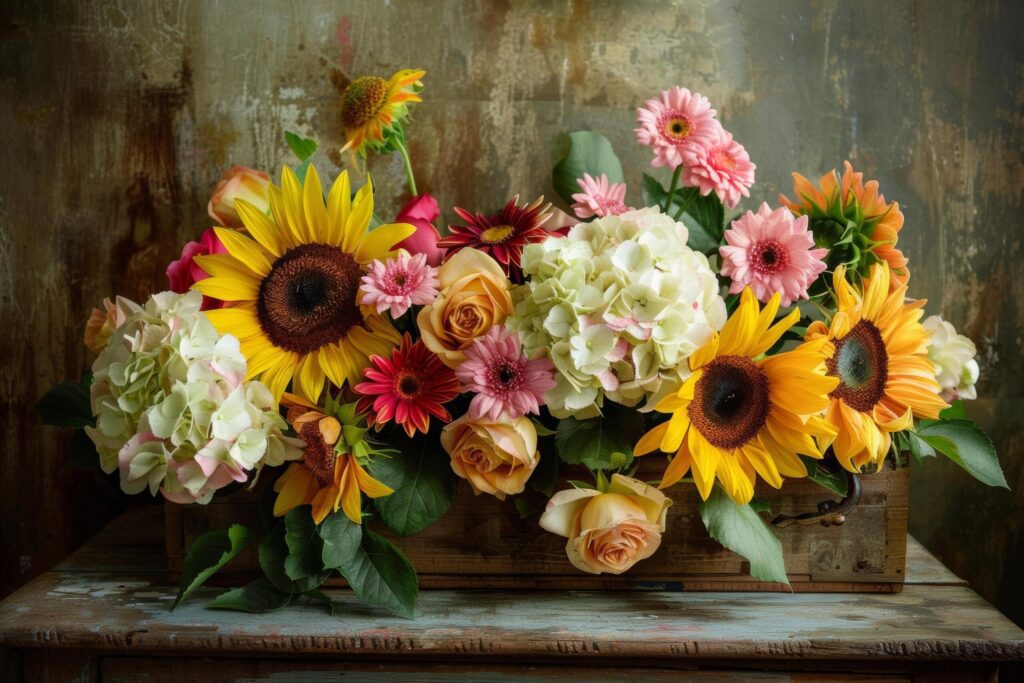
<box><xmin>634</xmin><ymin>289</ymin><xmax>839</xmax><ymax>505</ymax></box>
<box><xmin>340</xmin><ymin>69</ymin><xmax>425</xmax><ymax>154</ymax></box>
<box><xmin>807</xmin><ymin>263</ymin><xmax>948</xmax><ymax>472</ymax></box>
<box><xmin>193</xmin><ymin>165</ymin><xmax>414</xmax><ymax>402</ymax></box>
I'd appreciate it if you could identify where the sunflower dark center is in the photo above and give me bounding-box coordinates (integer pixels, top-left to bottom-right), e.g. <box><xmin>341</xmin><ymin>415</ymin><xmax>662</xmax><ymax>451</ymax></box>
<box><xmin>689</xmin><ymin>355</ymin><xmax>770</xmax><ymax>449</ymax></box>
<box><xmin>257</xmin><ymin>243</ymin><xmax>362</xmax><ymax>355</ymax></box>
<box><xmin>827</xmin><ymin>319</ymin><xmax>888</xmax><ymax>412</ymax></box>
<box><xmin>299</xmin><ymin>421</ymin><xmax>336</xmax><ymax>487</ymax></box>
<box><xmin>341</xmin><ymin>76</ymin><xmax>388</xmax><ymax>129</ymax></box>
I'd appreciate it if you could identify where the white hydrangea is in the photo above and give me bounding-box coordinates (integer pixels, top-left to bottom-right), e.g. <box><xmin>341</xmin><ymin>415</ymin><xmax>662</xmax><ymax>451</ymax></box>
<box><xmin>85</xmin><ymin>290</ymin><xmax>303</xmax><ymax>503</ymax></box>
<box><xmin>507</xmin><ymin>207</ymin><xmax>726</xmax><ymax>418</ymax></box>
<box><xmin>923</xmin><ymin>315</ymin><xmax>980</xmax><ymax>402</ymax></box>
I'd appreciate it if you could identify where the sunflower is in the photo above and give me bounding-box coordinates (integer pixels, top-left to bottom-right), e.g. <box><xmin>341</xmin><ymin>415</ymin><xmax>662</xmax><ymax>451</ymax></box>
<box><xmin>438</xmin><ymin>195</ymin><xmax>553</xmax><ymax>279</ymax></box>
<box><xmin>780</xmin><ymin>161</ymin><xmax>908</xmax><ymax>293</ymax></box>
<box><xmin>634</xmin><ymin>288</ymin><xmax>839</xmax><ymax>505</ymax></box>
<box><xmin>340</xmin><ymin>69</ymin><xmax>425</xmax><ymax>155</ymax></box>
<box><xmin>273</xmin><ymin>393</ymin><xmax>392</xmax><ymax>524</ymax></box>
<box><xmin>807</xmin><ymin>264</ymin><xmax>948</xmax><ymax>472</ymax></box>
<box><xmin>193</xmin><ymin>165</ymin><xmax>414</xmax><ymax>402</ymax></box>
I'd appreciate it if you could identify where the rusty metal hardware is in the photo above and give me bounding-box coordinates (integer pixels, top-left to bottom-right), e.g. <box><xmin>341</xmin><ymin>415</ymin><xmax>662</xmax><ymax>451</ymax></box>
<box><xmin>771</xmin><ymin>471</ymin><xmax>863</xmax><ymax>528</ymax></box>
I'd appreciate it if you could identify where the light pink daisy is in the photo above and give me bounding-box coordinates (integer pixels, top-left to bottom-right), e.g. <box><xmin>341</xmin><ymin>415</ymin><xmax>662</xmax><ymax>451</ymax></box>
<box><xmin>635</xmin><ymin>86</ymin><xmax>722</xmax><ymax>169</ymax></box>
<box><xmin>456</xmin><ymin>326</ymin><xmax>557</xmax><ymax>421</ymax></box>
<box><xmin>719</xmin><ymin>203</ymin><xmax>828</xmax><ymax>307</ymax></box>
<box><xmin>359</xmin><ymin>251</ymin><xmax>439</xmax><ymax>318</ymax></box>
<box><xmin>681</xmin><ymin>129</ymin><xmax>756</xmax><ymax>209</ymax></box>
<box><xmin>571</xmin><ymin>173</ymin><xmax>632</xmax><ymax>219</ymax></box>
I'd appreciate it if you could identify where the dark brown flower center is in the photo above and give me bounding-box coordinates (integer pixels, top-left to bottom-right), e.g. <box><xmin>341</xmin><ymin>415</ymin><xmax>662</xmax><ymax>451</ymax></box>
<box><xmin>257</xmin><ymin>243</ymin><xmax>362</xmax><ymax>354</ymax></box>
<box><xmin>827</xmin><ymin>319</ymin><xmax>888</xmax><ymax>412</ymax></box>
<box><xmin>341</xmin><ymin>76</ymin><xmax>388</xmax><ymax>130</ymax></box>
<box><xmin>689</xmin><ymin>355</ymin><xmax>770</xmax><ymax>449</ymax></box>
<box><xmin>664</xmin><ymin>116</ymin><xmax>692</xmax><ymax>141</ymax></box>
<box><xmin>299</xmin><ymin>421</ymin><xmax>336</xmax><ymax>486</ymax></box>
<box><xmin>395</xmin><ymin>371</ymin><xmax>422</xmax><ymax>399</ymax></box>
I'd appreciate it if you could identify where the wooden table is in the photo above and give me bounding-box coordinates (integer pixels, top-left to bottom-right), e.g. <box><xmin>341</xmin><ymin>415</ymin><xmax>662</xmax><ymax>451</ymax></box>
<box><xmin>1</xmin><ymin>507</ymin><xmax>1021</xmax><ymax>681</ymax></box>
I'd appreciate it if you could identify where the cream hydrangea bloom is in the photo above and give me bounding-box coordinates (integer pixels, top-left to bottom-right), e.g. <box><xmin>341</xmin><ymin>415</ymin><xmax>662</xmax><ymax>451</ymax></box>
<box><xmin>923</xmin><ymin>315</ymin><xmax>980</xmax><ymax>401</ymax></box>
<box><xmin>85</xmin><ymin>290</ymin><xmax>303</xmax><ymax>503</ymax></box>
<box><xmin>507</xmin><ymin>208</ymin><xmax>726</xmax><ymax>417</ymax></box>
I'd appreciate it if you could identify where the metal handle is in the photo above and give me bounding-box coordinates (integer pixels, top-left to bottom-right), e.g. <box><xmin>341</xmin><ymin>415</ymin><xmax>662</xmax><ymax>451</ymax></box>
<box><xmin>770</xmin><ymin>471</ymin><xmax>862</xmax><ymax>528</ymax></box>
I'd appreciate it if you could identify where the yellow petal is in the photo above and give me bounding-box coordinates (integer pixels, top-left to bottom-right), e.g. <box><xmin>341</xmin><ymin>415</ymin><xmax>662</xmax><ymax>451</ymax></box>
<box><xmin>634</xmin><ymin>421</ymin><xmax>669</xmax><ymax>456</ymax></box>
<box><xmin>280</xmin><ymin>165</ymin><xmax>310</xmax><ymax>244</ymax></box>
<box><xmin>214</xmin><ymin>227</ymin><xmax>272</xmax><ymax>276</ymax></box>
<box><xmin>273</xmin><ymin>465</ymin><xmax>318</xmax><ymax>516</ymax></box>
<box><xmin>353</xmin><ymin>460</ymin><xmax>394</xmax><ymax>498</ymax></box>
<box><xmin>688</xmin><ymin>428</ymin><xmax>718</xmax><ymax>501</ymax></box>
<box><xmin>354</xmin><ymin>222</ymin><xmax>417</xmax><ymax>264</ymax></box>
<box><xmin>718</xmin><ymin>288</ymin><xmax>759</xmax><ymax>357</ymax></box>
<box><xmin>659</xmin><ymin>444</ymin><xmax>692</xmax><ymax>489</ymax></box>
<box><xmin>192</xmin><ymin>275</ymin><xmax>259</xmax><ymax>302</ymax></box>
<box><xmin>235</xmin><ymin>198</ymin><xmax>283</xmax><ymax>257</ymax></box>
<box><xmin>326</xmin><ymin>170</ymin><xmax>352</xmax><ymax>246</ymax></box>
<box><xmin>302</xmin><ymin>164</ymin><xmax>330</xmax><ymax>242</ymax></box>
<box><xmin>344</xmin><ymin>178</ymin><xmax>375</xmax><ymax>252</ymax></box>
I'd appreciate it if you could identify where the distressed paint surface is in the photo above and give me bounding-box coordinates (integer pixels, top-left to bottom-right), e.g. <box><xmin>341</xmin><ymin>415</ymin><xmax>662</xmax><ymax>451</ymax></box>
<box><xmin>0</xmin><ymin>0</ymin><xmax>1021</xmax><ymax>626</ymax></box>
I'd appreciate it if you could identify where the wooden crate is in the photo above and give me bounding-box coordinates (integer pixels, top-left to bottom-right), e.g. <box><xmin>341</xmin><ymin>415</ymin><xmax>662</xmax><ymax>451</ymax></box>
<box><xmin>165</xmin><ymin>463</ymin><xmax>908</xmax><ymax>592</ymax></box>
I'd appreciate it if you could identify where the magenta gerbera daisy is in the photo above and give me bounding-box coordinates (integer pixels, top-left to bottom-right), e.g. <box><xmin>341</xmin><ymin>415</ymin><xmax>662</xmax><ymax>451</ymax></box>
<box><xmin>719</xmin><ymin>202</ymin><xmax>828</xmax><ymax>306</ymax></box>
<box><xmin>681</xmin><ymin>129</ymin><xmax>756</xmax><ymax>209</ymax></box>
<box><xmin>571</xmin><ymin>173</ymin><xmax>632</xmax><ymax>219</ymax></box>
<box><xmin>635</xmin><ymin>86</ymin><xmax>722</xmax><ymax>169</ymax></box>
<box><xmin>354</xmin><ymin>334</ymin><xmax>460</xmax><ymax>437</ymax></box>
<box><xmin>359</xmin><ymin>251</ymin><xmax>439</xmax><ymax>318</ymax></box>
<box><xmin>456</xmin><ymin>326</ymin><xmax>556</xmax><ymax>421</ymax></box>
<box><xmin>437</xmin><ymin>195</ymin><xmax>553</xmax><ymax>278</ymax></box>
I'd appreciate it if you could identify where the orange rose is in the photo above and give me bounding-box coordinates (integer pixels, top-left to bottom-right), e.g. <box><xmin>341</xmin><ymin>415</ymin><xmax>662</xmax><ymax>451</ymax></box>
<box><xmin>440</xmin><ymin>414</ymin><xmax>538</xmax><ymax>499</ymax></box>
<box><xmin>540</xmin><ymin>474</ymin><xmax>671</xmax><ymax>575</ymax></box>
<box><xmin>208</xmin><ymin>165</ymin><xmax>271</xmax><ymax>228</ymax></box>
<box><xmin>417</xmin><ymin>248</ymin><xmax>512</xmax><ymax>367</ymax></box>
<box><xmin>84</xmin><ymin>297</ymin><xmax>133</xmax><ymax>353</ymax></box>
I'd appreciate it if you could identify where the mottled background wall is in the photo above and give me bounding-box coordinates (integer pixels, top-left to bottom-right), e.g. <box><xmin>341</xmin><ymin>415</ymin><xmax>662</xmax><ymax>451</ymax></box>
<box><xmin>1</xmin><ymin>0</ymin><xmax>1021</xmax><ymax>622</ymax></box>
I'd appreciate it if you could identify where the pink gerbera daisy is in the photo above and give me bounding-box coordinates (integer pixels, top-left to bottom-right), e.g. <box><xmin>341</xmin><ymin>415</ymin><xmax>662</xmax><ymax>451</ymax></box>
<box><xmin>681</xmin><ymin>129</ymin><xmax>756</xmax><ymax>209</ymax></box>
<box><xmin>571</xmin><ymin>173</ymin><xmax>632</xmax><ymax>219</ymax></box>
<box><xmin>355</xmin><ymin>334</ymin><xmax>461</xmax><ymax>437</ymax></box>
<box><xmin>456</xmin><ymin>326</ymin><xmax>556</xmax><ymax>421</ymax></box>
<box><xmin>719</xmin><ymin>203</ymin><xmax>828</xmax><ymax>306</ymax></box>
<box><xmin>635</xmin><ymin>86</ymin><xmax>722</xmax><ymax>169</ymax></box>
<box><xmin>359</xmin><ymin>251</ymin><xmax>439</xmax><ymax>318</ymax></box>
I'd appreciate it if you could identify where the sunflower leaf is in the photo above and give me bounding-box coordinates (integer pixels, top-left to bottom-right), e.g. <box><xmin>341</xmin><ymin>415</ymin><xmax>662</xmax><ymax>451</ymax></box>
<box><xmin>284</xmin><ymin>508</ymin><xmax>327</xmax><ymax>581</ymax></box>
<box><xmin>337</xmin><ymin>529</ymin><xmax>418</xmax><ymax>619</ymax></box>
<box><xmin>552</xmin><ymin>131</ymin><xmax>625</xmax><ymax>206</ymax></box>
<box><xmin>320</xmin><ymin>510</ymin><xmax>363</xmax><ymax>569</ymax></box>
<box><xmin>207</xmin><ymin>578</ymin><xmax>292</xmax><ymax>613</ymax></box>
<box><xmin>370</xmin><ymin>434</ymin><xmax>455</xmax><ymax>537</ymax></box>
<box><xmin>700</xmin><ymin>487</ymin><xmax>789</xmax><ymax>585</ymax></box>
<box><xmin>915</xmin><ymin>418</ymin><xmax>1007</xmax><ymax>488</ymax></box>
<box><xmin>173</xmin><ymin>524</ymin><xmax>253</xmax><ymax>610</ymax></box>
<box><xmin>259</xmin><ymin>520</ymin><xmax>331</xmax><ymax>593</ymax></box>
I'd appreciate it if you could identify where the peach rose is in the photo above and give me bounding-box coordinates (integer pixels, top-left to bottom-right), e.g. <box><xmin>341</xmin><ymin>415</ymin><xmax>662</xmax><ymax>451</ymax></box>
<box><xmin>417</xmin><ymin>248</ymin><xmax>512</xmax><ymax>368</ymax></box>
<box><xmin>84</xmin><ymin>297</ymin><xmax>133</xmax><ymax>353</ymax></box>
<box><xmin>540</xmin><ymin>474</ymin><xmax>671</xmax><ymax>575</ymax></box>
<box><xmin>208</xmin><ymin>165</ymin><xmax>271</xmax><ymax>228</ymax></box>
<box><xmin>440</xmin><ymin>414</ymin><xmax>538</xmax><ymax>499</ymax></box>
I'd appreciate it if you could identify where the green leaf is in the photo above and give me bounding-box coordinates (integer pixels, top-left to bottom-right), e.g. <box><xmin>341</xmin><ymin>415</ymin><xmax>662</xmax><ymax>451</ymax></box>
<box><xmin>284</xmin><ymin>508</ymin><xmax>326</xmax><ymax>581</ymax></box>
<box><xmin>319</xmin><ymin>509</ymin><xmax>363</xmax><ymax>569</ymax></box>
<box><xmin>640</xmin><ymin>174</ymin><xmax>723</xmax><ymax>254</ymax></box>
<box><xmin>208</xmin><ymin>578</ymin><xmax>291</xmax><ymax>613</ymax></box>
<box><xmin>699</xmin><ymin>487</ymin><xmax>789</xmax><ymax>585</ymax></box>
<box><xmin>529</xmin><ymin>442</ymin><xmax>561</xmax><ymax>497</ymax></box>
<box><xmin>173</xmin><ymin>524</ymin><xmax>253</xmax><ymax>610</ymax></box>
<box><xmin>69</xmin><ymin>429</ymin><xmax>99</xmax><ymax>469</ymax></box>
<box><xmin>370</xmin><ymin>437</ymin><xmax>455</xmax><ymax>537</ymax></box>
<box><xmin>531</xmin><ymin>418</ymin><xmax>558</xmax><ymax>437</ymax></box>
<box><xmin>916</xmin><ymin>418</ymin><xmax>1008</xmax><ymax>488</ymax></box>
<box><xmin>285</xmin><ymin>131</ymin><xmax>318</xmax><ymax>161</ymax></box>
<box><xmin>303</xmin><ymin>589</ymin><xmax>338</xmax><ymax>616</ymax></box>
<box><xmin>259</xmin><ymin>521</ymin><xmax>331</xmax><ymax>593</ymax></box>
<box><xmin>552</xmin><ymin>131</ymin><xmax>625</xmax><ymax>206</ymax></box>
<box><xmin>35</xmin><ymin>381</ymin><xmax>94</xmax><ymax>429</ymax></box>
<box><xmin>337</xmin><ymin>529</ymin><xmax>418</xmax><ymax>618</ymax></box>
<box><xmin>940</xmin><ymin>400</ymin><xmax>968</xmax><ymax>420</ymax></box>
<box><xmin>905</xmin><ymin>430</ymin><xmax>936</xmax><ymax>465</ymax></box>
<box><xmin>555</xmin><ymin>415</ymin><xmax>634</xmax><ymax>471</ymax></box>
<box><xmin>800</xmin><ymin>456</ymin><xmax>848</xmax><ymax>496</ymax></box>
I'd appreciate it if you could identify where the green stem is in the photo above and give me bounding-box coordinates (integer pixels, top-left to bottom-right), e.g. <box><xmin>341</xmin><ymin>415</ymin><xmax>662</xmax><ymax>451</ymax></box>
<box><xmin>673</xmin><ymin>187</ymin><xmax>698</xmax><ymax>221</ymax></box>
<box><xmin>395</xmin><ymin>138</ymin><xmax>418</xmax><ymax>197</ymax></box>
<box><xmin>663</xmin><ymin>166</ymin><xmax>682</xmax><ymax>213</ymax></box>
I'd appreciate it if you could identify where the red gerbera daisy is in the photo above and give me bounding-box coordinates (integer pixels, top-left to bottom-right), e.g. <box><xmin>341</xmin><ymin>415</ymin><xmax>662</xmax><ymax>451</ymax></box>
<box><xmin>438</xmin><ymin>195</ymin><xmax>553</xmax><ymax>279</ymax></box>
<box><xmin>354</xmin><ymin>333</ymin><xmax>460</xmax><ymax>437</ymax></box>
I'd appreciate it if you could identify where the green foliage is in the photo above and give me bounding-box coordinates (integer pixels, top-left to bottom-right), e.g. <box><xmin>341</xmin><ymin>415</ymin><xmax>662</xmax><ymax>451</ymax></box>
<box><xmin>699</xmin><ymin>487</ymin><xmax>789</xmax><ymax>585</ymax></box>
<box><xmin>369</xmin><ymin>437</ymin><xmax>455</xmax><ymax>537</ymax></box>
<box><xmin>259</xmin><ymin>518</ymin><xmax>331</xmax><ymax>594</ymax></box>
<box><xmin>69</xmin><ymin>429</ymin><xmax>99</xmax><ymax>470</ymax></box>
<box><xmin>552</xmin><ymin>131</ymin><xmax>625</xmax><ymax>206</ymax></box>
<box><xmin>319</xmin><ymin>509</ymin><xmax>363</xmax><ymax>569</ymax></box>
<box><xmin>915</xmin><ymin>418</ymin><xmax>1008</xmax><ymax>488</ymax></box>
<box><xmin>641</xmin><ymin>173</ymin><xmax>724</xmax><ymax>254</ymax></box>
<box><xmin>555</xmin><ymin>407</ymin><xmax>641</xmax><ymax>471</ymax></box>
<box><xmin>173</xmin><ymin>524</ymin><xmax>253</xmax><ymax>610</ymax></box>
<box><xmin>285</xmin><ymin>131</ymin><xmax>318</xmax><ymax>183</ymax></box>
<box><xmin>283</xmin><ymin>509</ymin><xmax>327</xmax><ymax>581</ymax></box>
<box><xmin>336</xmin><ymin>529</ymin><xmax>419</xmax><ymax>619</ymax></box>
<box><xmin>208</xmin><ymin>578</ymin><xmax>292</xmax><ymax>613</ymax></box>
<box><xmin>35</xmin><ymin>380</ymin><xmax>94</xmax><ymax>429</ymax></box>
<box><xmin>800</xmin><ymin>456</ymin><xmax>849</xmax><ymax>496</ymax></box>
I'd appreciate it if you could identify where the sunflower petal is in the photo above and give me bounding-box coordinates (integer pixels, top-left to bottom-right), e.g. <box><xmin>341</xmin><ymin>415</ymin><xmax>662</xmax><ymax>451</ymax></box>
<box><xmin>354</xmin><ymin>221</ymin><xmax>416</xmax><ymax>264</ymax></box>
<box><xmin>214</xmin><ymin>227</ymin><xmax>273</xmax><ymax>276</ymax></box>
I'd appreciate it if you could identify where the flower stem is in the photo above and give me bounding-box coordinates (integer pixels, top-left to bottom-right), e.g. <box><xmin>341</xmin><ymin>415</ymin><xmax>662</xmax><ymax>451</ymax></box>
<box><xmin>673</xmin><ymin>187</ymin><xmax>698</xmax><ymax>221</ymax></box>
<box><xmin>663</xmin><ymin>166</ymin><xmax>682</xmax><ymax>213</ymax></box>
<box><xmin>395</xmin><ymin>138</ymin><xmax>418</xmax><ymax>197</ymax></box>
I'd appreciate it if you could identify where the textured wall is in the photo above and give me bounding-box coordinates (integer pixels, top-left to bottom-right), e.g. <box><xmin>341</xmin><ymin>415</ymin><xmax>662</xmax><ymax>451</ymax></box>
<box><xmin>1</xmin><ymin>0</ymin><xmax>1021</xmax><ymax>621</ymax></box>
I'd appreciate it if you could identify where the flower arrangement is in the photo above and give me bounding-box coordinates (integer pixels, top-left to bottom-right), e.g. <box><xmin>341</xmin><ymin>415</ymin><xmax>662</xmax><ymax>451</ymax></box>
<box><xmin>37</xmin><ymin>70</ymin><xmax>1004</xmax><ymax>618</ymax></box>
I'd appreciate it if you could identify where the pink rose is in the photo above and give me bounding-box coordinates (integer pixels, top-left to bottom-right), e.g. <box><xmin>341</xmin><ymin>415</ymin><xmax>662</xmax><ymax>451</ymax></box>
<box><xmin>166</xmin><ymin>228</ymin><xmax>227</xmax><ymax>310</ymax></box>
<box><xmin>208</xmin><ymin>165</ymin><xmax>271</xmax><ymax>228</ymax></box>
<box><xmin>394</xmin><ymin>194</ymin><xmax>445</xmax><ymax>266</ymax></box>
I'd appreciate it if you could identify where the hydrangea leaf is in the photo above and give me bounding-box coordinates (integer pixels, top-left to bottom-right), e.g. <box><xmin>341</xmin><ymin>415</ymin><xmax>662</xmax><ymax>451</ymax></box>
<box><xmin>699</xmin><ymin>487</ymin><xmax>789</xmax><ymax>585</ymax></box>
<box><xmin>173</xmin><ymin>524</ymin><xmax>253</xmax><ymax>610</ymax></box>
<box><xmin>553</xmin><ymin>131</ymin><xmax>625</xmax><ymax>206</ymax></box>
<box><xmin>369</xmin><ymin>436</ymin><xmax>455</xmax><ymax>537</ymax></box>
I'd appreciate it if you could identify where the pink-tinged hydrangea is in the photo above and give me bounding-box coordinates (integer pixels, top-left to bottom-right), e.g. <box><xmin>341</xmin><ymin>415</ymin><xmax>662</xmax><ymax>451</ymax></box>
<box><xmin>359</xmin><ymin>251</ymin><xmax>440</xmax><ymax>318</ymax></box>
<box><xmin>571</xmin><ymin>173</ymin><xmax>632</xmax><ymax>219</ymax></box>
<box><xmin>456</xmin><ymin>326</ymin><xmax>556</xmax><ymax>421</ymax></box>
<box><xmin>681</xmin><ymin>129</ymin><xmax>756</xmax><ymax>208</ymax></box>
<box><xmin>719</xmin><ymin>203</ymin><xmax>828</xmax><ymax>306</ymax></box>
<box><xmin>635</xmin><ymin>86</ymin><xmax>722</xmax><ymax>169</ymax></box>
